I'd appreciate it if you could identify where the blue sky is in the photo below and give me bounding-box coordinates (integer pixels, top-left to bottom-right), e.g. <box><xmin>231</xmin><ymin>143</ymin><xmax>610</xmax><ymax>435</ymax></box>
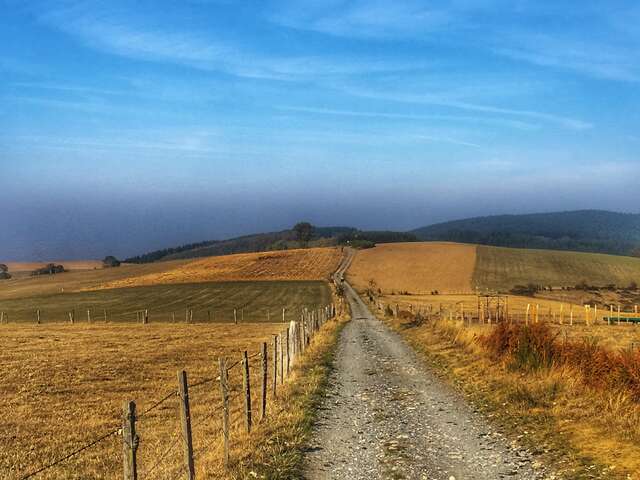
<box><xmin>1</xmin><ymin>0</ymin><xmax>640</xmax><ymax>260</ymax></box>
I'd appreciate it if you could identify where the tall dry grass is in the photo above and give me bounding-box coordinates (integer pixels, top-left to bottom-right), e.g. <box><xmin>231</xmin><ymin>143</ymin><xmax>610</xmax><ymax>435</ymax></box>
<box><xmin>377</xmin><ymin>301</ymin><xmax>640</xmax><ymax>478</ymax></box>
<box><xmin>481</xmin><ymin>322</ymin><xmax>640</xmax><ymax>401</ymax></box>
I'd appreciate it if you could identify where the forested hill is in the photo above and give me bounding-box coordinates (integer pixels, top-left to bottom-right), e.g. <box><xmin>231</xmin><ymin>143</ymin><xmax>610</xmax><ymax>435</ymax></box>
<box><xmin>412</xmin><ymin>210</ymin><xmax>640</xmax><ymax>257</ymax></box>
<box><xmin>124</xmin><ymin>226</ymin><xmax>417</xmax><ymax>263</ymax></box>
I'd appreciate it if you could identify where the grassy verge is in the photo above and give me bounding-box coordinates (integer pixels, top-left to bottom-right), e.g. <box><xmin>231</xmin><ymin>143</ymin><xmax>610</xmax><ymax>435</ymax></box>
<box><xmin>211</xmin><ymin>297</ymin><xmax>350</xmax><ymax>479</ymax></box>
<box><xmin>375</xmin><ymin>306</ymin><xmax>640</xmax><ymax>480</ymax></box>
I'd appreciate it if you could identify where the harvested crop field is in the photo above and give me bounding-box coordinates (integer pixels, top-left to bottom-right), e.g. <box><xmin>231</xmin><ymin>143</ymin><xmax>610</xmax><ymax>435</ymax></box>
<box><xmin>0</xmin><ymin>322</ymin><xmax>290</xmax><ymax>479</ymax></box>
<box><xmin>0</xmin><ymin>280</ymin><xmax>331</xmax><ymax>324</ymax></box>
<box><xmin>0</xmin><ymin>260</ymin><xmax>191</xmax><ymax>301</ymax></box>
<box><xmin>474</xmin><ymin>245</ymin><xmax>640</xmax><ymax>292</ymax></box>
<box><xmin>346</xmin><ymin>242</ymin><xmax>640</xmax><ymax>295</ymax></box>
<box><xmin>89</xmin><ymin>247</ymin><xmax>342</xmax><ymax>290</ymax></box>
<box><xmin>347</xmin><ymin>242</ymin><xmax>475</xmax><ymax>294</ymax></box>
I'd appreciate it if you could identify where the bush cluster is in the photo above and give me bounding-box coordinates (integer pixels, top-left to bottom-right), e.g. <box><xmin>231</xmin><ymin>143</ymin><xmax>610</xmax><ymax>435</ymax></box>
<box><xmin>480</xmin><ymin>323</ymin><xmax>640</xmax><ymax>401</ymax></box>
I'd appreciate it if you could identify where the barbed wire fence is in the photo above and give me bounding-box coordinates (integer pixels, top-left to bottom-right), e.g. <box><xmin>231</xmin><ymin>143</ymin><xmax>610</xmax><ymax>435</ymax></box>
<box><xmin>15</xmin><ymin>302</ymin><xmax>340</xmax><ymax>480</ymax></box>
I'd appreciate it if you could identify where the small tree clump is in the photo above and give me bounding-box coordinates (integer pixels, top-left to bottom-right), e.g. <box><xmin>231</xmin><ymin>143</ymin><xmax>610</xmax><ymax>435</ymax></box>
<box><xmin>293</xmin><ymin>222</ymin><xmax>315</xmax><ymax>246</ymax></box>
<box><xmin>0</xmin><ymin>263</ymin><xmax>11</xmax><ymax>280</ymax></box>
<box><xmin>102</xmin><ymin>256</ymin><xmax>121</xmax><ymax>268</ymax></box>
<box><xmin>31</xmin><ymin>263</ymin><xmax>66</xmax><ymax>276</ymax></box>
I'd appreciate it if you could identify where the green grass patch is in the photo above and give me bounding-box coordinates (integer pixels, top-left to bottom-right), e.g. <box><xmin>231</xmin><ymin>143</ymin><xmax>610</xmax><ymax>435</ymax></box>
<box><xmin>0</xmin><ymin>281</ymin><xmax>331</xmax><ymax>323</ymax></box>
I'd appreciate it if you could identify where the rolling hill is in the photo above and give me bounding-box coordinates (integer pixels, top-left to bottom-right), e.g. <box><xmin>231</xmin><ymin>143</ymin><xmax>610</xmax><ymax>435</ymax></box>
<box><xmin>347</xmin><ymin>242</ymin><xmax>640</xmax><ymax>294</ymax></box>
<box><xmin>412</xmin><ymin>210</ymin><xmax>640</xmax><ymax>256</ymax></box>
<box><xmin>124</xmin><ymin>226</ymin><xmax>417</xmax><ymax>263</ymax></box>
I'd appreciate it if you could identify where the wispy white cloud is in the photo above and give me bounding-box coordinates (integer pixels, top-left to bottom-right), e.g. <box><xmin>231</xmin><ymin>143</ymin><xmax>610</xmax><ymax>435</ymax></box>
<box><xmin>270</xmin><ymin>0</ymin><xmax>453</xmax><ymax>39</ymax></box>
<box><xmin>271</xmin><ymin>1</ymin><xmax>640</xmax><ymax>83</ymax></box>
<box><xmin>493</xmin><ymin>33</ymin><xmax>640</xmax><ymax>82</ymax></box>
<box><xmin>334</xmin><ymin>86</ymin><xmax>593</xmax><ymax>131</ymax></box>
<box><xmin>413</xmin><ymin>134</ymin><xmax>482</xmax><ymax>149</ymax></box>
<box><xmin>278</xmin><ymin>105</ymin><xmax>540</xmax><ymax>131</ymax></box>
<box><xmin>37</xmin><ymin>3</ymin><xmax>426</xmax><ymax>80</ymax></box>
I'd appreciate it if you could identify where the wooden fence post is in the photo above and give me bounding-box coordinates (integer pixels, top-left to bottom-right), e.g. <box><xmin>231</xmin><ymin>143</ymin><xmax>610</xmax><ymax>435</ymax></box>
<box><xmin>282</xmin><ymin>307</ymin><xmax>286</xmax><ymax>323</ymax></box>
<box><xmin>218</xmin><ymin>358</ymin><xmax>229</xmax><ymax>469</ymax></box>
<box><xmin>0</xmin><ymin>311</ymin><xmax>4</xmax><ymax>324</ymax></box>
<box><xmin>272</xmin><ymin>335</ymin><xmax>278</xmax><ymax>399</ymax></box>
<box><xmin>242</xmin><ymin>351</ymin><xmax>252</xmax><ymax>433</ymax></box>
<box><xmin>261</xmin><ymin>343</ymin><xmax>267</xmax><ymax>420</ymax></box>
<box><xmin>279</xmin><ymin>333</ymin><xmax>284</xmax><ymax>385</ymax></box>
<box><xmin>234</xmin><ymin>309</ymin><xmax>237</xmax><ymax>325</ymax></box>
<box><xmin>122</xmin><ymin>401</ymin><xmax>138</xmax><ymax>480</ymax></box>
<box><xmin>87</xmin><ymin>309</ymin><xmax>92</xmax><ymax>323</ymax></box>
<box><xmin>36</xmin><ymin>309</ymin><xmax>41</xmax><ymax>324</ymax></box>
<box><xmin>177</xmin><ymin>371</ymin><xmax>195</xmax><ymax>480</ymax></box>
<box><xmin>104</xmin><ymin>309</ymin><xmax>107</xmax><ymax>322</ymax></box>
<box><xmin>285</xmin><ymin>328</ymin><xmax>290</xmax><ymax>377</ymax></box>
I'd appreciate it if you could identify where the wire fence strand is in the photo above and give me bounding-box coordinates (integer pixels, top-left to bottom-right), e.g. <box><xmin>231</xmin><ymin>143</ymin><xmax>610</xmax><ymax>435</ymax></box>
<box><xmin>19</xmin><ymin>426</ymin><xmax>121</xmax><ymax>479</ymax></box>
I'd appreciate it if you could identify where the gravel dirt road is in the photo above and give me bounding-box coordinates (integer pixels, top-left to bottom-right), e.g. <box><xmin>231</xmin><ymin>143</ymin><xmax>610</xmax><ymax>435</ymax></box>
<box><xmin>304</xmin><ymin>276</ymin><xmax>550</xmax><ymax>480</ymax></box>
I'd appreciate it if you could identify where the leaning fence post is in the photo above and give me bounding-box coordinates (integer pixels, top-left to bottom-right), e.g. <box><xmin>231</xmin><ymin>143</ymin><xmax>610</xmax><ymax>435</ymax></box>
<box><xmin>122</xmin><ymin>401</ymin><xmax>138</xmax><ymax>480</ymax></box>
<box><xmin>261</xmin><ymin>342</ymin><xmax>268</xmax><ymax>420</ymax></box>
<box><xmin>272</xmin><ymin>335</ymin><xmax>278</xmax><ymax>399</ymax></box>
<box><xmin>242</xmin><ymin>351</ymin><xmax>252</xmax><ymax>433</ymax></box>
<box><xmin>177</xmin><ymin>370</ymin><xmax>195</xmax><ymax>480</ymax></box>
<box><xmin>218</xmin><ymin>358</ymin><xmax>229</xmax><ymax>469</ymax></box>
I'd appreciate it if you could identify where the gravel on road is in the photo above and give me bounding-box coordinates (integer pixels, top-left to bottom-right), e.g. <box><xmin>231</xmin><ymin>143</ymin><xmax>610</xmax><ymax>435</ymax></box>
<box><xmin>304</xmin><ymin>280</ymin><xmax>551</xmax><ymax>480</ymax></box>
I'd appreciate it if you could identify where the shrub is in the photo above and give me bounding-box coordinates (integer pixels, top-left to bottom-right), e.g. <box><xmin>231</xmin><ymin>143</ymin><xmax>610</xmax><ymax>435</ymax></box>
<box><xmin>102</xmin><ymin>256</ymin><xmax>121</xmax><ymax>268</ymax></box>
<box><xmin>510</xmin><ymin>284</ymin><xmax>540</xmax><ymax>296</ymax></box>
<box><xmin>480</xmin><ymin>323</ymin><xmax>640</xmax><ymax>402</ymax></box>
<box><xmin>31</xmin><ymin>263</ymin><xmax>66</xmax><ymax>276</ymax></box>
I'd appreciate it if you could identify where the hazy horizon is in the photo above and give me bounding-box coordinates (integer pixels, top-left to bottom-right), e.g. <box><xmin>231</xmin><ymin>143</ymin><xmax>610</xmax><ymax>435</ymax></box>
<box><xmin>3</xmin><ymin>1</ymin><xmax>640</xmax><ymax>261</ymax></box>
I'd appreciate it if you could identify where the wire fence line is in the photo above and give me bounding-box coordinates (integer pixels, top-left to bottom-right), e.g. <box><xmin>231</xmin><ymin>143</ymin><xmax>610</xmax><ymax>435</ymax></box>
<box><xmin>14</xmin><ymin>302</ymin><xmax>340</xmax><ymax>480</ymax></box>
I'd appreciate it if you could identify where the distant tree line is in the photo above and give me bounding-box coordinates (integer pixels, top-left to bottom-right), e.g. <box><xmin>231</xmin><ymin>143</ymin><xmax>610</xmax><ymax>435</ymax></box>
<box><xmin>124</xmin><ymin>223</ymin><xmax>418</xmax><ymax>263</ymax></box>
<box><xmin>414</xmin><ymin>210</ymin><xmax>640</xmax><ymax>257</ymax></box>
<box><xmin>124</xmin><ymin>240</ymin><xmax>221</xmax><ymax>263</ymax></box>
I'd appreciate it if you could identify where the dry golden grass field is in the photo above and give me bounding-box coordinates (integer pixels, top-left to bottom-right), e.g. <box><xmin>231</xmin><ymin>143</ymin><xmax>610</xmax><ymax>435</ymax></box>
<box><xmin>88</xmin><ymin>247</ymin><xmax>342</xmax><ymax>291</ymax></box>
<box><xmin>0</xmin><ymin>313</ymin><xmax>344</xmax><ymax>480</ymax></box>
<box><xmin>383</xmin><ymin>293</ymin><xmax>640</xmax><ymax>350</ymax></box>
<box><xmin>347</xmin><ymin>242</ymin><xmax>640</xmax><ymax>296</ymax></box>
<box><xmin>347</xmin><ymin>242</ymin><xmax>476</xmax><ymax>294</ymax></box>
<box><xmin>6</xmin><ymin>260</ymin><xmax>103</xmax><ymax>273</ymax></box>
<box><xmin>0</xmin><ymin>260</ymin><xmax>192</xmax><ymax>301</ymax></box>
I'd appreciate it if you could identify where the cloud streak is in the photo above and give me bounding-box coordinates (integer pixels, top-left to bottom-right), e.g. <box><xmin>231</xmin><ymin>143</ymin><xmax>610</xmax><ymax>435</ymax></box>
<box><xmin>278</xmin><ymin>105</ymin><xmax>540</xmax><ymax>131</ymax></box>
<box><xmin>37</xmin><ymin>3</ymin><xmax>428</xmax><ymax>80</ymax></box>
<box><xmin>335</xmin><ymin>86</ymin><xmax>593</xmax><ymax>131</ymax></box>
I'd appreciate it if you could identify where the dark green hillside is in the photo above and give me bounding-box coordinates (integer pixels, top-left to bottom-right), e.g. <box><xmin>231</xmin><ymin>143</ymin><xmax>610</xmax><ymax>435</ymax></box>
<box><xmin>413</xmin><ymin>210</ymin><xmax>640</xmax><ymax>256</ymax></box>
